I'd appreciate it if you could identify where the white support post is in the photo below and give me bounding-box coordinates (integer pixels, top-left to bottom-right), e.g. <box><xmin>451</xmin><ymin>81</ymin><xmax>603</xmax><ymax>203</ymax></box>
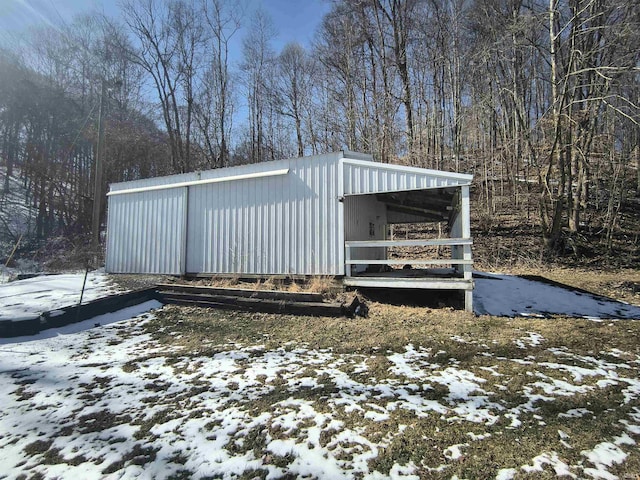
<box><xmin>460</xmin><ymin>185</ymin><xmax>473</xmax><ymax>313</ymax></box>
<box><xmin>345</xmin><ymin>243</ymin><xmax>351</xmax><ymax>277</ymax></box>
<box><xmin>465</xmin><ymin>290</ymin><xmax>473</xmax><ymax>314</ymax></box>
<box><xmin>338</xmin><ymin>158</ymin><xmax>346</xmax><ymax>276</ymax></box>
<box><xmin>450</xmin><ymin>193</ymin><xmax>463</xmax><ymax>273</ymax></box>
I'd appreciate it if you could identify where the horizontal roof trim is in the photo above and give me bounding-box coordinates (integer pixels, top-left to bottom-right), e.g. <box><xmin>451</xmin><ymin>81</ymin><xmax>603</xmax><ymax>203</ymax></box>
<box><xmin>108</xmin><ymin>168</ymin><xmax>290</xmax><ymax>196</ymax></box>
<box><xmin>342</xmin><ymin>158</ymin><xmax>473</xmax><ymax>182</ymax></box>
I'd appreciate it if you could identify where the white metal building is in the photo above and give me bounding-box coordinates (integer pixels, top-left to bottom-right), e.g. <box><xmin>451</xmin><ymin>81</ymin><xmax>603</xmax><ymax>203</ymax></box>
<box><xmin>106</xmin><ymin>151</ymin><xmax>474</xmax><ymax>310</ymax></box>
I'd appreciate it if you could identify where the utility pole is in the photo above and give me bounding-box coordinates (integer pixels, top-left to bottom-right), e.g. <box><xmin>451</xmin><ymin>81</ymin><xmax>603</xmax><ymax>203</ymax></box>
<box><xmin>91</xmin><ymin>79</ymin><xmax>107</xmax><ymax>261</ymax></box>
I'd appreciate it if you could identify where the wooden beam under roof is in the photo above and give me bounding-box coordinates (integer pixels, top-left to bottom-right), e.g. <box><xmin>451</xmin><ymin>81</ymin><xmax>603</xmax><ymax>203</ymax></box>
<box><xmin>376</xmin><ymin>188</ymin><xmax>455</xmax><ymax>222</ymax></box>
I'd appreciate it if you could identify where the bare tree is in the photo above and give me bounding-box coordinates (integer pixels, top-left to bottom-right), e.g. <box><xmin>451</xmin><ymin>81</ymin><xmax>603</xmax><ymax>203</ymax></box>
<box><xmin>315</xmin><ymin>4</ymin><xmax>368</xmax><ymax>152</ymax></box>
<box><xmin>0</xmin><ymin>13</ymin><xmax>172</xmax><ymax>249</ymax></box>
<box><xmin>271</xmin><ymin>42</ymin><xmax>315</xmax><ymax>157</ymax></box>
<box><xmin>240</xmin><ymin>9</ymin><xmax>276</xmax><ymax>163</ymax></box>
<box><xmin>196</xmin><ymin>0</ymin><xmax>240</xmax><ymax>168</ymax></box>
<box><xmin>372</xmin><ymin>0</ymin><xmax>417</xmax><ymax>157</ymax></box>
<box><xmin>540</xmin><ymin>0</ymin><xmax>640</xmax><ymax>250</ymax></box>
<box><xmin>123</xmin><ymin>0</ymin><xmax>205</xmax><ymax>172</ymax></box>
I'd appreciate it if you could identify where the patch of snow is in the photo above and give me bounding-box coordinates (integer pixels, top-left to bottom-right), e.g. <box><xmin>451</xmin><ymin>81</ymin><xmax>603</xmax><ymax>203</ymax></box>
<box><xmin>387</xmin><ymin>344</ymin><xmax>432</xmax><ymax>379</ymax></box>
<box><xmin>0</xmin><ymin>272</ymin><xmax>121</xmax><ymax>322</ymax></box>
<box><xmin>389</xmin><ymin>462</ymin><xmax>420</xmax><ymax>480</ymax></box>
<box><xmin>2</xmin><ymin>297</ymin><xmax>640</xmax><ymax>479</ymax></box>
<box><xmin>558</xmin><ymin>408</ymin><xmax>593</xmax><ymax>419</ymax></box>
<box><xmin>521</xmin><ymin>452</ymin><xmax>576</xmax><ymax>478</ymax></box>
<box><xmin>443</xmin><ymin>443</ymin><xmax>467</xmax><ymax>460</ymax></box>
<box><xmin>434</xmin><ymin>367</ymin><xmax>486</xmax><ymax>398</ymax></box>
<box><xmin>467</xmin><ymin>432</ymin><xmax>491</xmax><ymax>441</ymax></box>
<box><xmin>495</xmin><ymin>468</ymin><xmax>517</xmax><ymax>480</ymax></box>
<box><xmin>0</xmin><ymin>300</ymin><xmax>162</xmax><ymax>345</ymax></box>
<box><xmin>479</xmin><ymin>365</ymin><xmax>503</xmax><ymax>377</ymax></box>
<box><xmin>596</xmin><ymin>379</ymin><xmax>619</xmax><ymax>388</ymax></box>
<box><xmin>607</xmin><ymin>349</ymin><xmax>626</xmax><ymax>359</ymax></box>
<box><xmin>364</xmin><ymin>410</ymin><xmax>390</xmax><ymax>422</ymax></box>
<box><xmin>515</xmin><ymin>332</ymin><xmax>544</xmax><ymax>348</ymax></box>
<box><xmin>534</xmin><ymin>378</ymin><xmax>590</xmax><ymax>396</ymax></box>
<box><xmin>614</xmin><ymin>433</ymin><xmax>635</xmax><ymax>446</ymax></box>
<box><xmin>620</xmin><ymin>377</ymin><xmax>640</xmax><ymax>404</ymax></box>
<box><xmin>473</xmin><ymin>272</ymin><xmax>640</xmax><ymax>319</ymax></box>
<box><xmin>450</xmin><ymin>335</ymin><xmax>468</xmax><ymax>343</ymax></box>
<box><xmin>365</xmin><ymin>462</ymin><xmax>420</xmax><ymax>480</ymax></box>
<box><xmin>539</xmin><ymin>361</ymin><xmax>610</xmax><ymax>383</ymax></box>
<box><xmin>581</xmin><ymin>440</ymin><xmax>628</xmax><ymax>479</ymax></box>
<box><xmin>510</xmin><ymin>358</ymin><xmax>534</xmax><ymax>365</ymax></box>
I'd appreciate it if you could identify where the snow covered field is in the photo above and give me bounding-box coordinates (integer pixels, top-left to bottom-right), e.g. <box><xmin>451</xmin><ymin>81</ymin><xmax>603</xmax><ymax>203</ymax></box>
<box><xmin>0</xmin><ymin>272</ymin><xmax>639</xmax><ymax>478</ymax></box>
<box><xmin>1</xmin><ymin>302</ymin><xmax>640</xmax><ymax>479</ymax></box>
<box><xmin>0</xmin><ymin>271</ymin><xmax>121</xmax><ymax>322</ymax></box>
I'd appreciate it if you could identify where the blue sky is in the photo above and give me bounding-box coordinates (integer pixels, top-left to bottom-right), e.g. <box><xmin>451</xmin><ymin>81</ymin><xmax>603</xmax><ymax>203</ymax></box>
<box><xmin>0</xmin><ymin>0</ymin><xmax>331</xmax><ymax>52</ymax></box>
<box><xmin>0</xmin><ymin>0</ymin><xmax>331</xmax><ymax>128</ymax></box>
<box><xmin>261</xmin><ymin>0</ymin><xmax>331</xmax><ymax>49</ymax></box>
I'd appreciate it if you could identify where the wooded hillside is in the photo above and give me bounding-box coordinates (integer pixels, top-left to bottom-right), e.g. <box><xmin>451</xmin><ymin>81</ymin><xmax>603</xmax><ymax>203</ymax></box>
<box><xmin>0</xmin><ymin>0</ymin><xmax>638</xmax><ymax>267</ymax></box>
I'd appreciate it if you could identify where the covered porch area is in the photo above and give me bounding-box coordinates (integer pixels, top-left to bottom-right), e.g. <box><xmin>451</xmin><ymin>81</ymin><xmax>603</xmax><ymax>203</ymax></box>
<box><xmin>339</xmin><ymin>159</ymin><xmax>473</xmax><ymax>312</ymax></box>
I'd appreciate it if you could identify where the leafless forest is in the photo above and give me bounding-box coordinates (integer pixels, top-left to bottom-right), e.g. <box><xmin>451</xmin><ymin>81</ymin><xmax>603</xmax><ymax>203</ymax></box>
<box><xmin>0</xmin><ymin>0</ymin><xmax>638</xmax><ymax>267</ymax></box>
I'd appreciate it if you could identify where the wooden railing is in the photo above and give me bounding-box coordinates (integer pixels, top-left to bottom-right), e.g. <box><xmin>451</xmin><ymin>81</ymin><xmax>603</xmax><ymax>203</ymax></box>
<box><xmin>344</xmin><ymin>238</ymin><xmax>473</xmax><ymax>278</ymax></box>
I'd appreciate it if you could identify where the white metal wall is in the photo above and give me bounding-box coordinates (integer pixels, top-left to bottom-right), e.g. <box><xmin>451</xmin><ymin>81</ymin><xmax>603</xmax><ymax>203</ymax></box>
<box><xmin>344</xmin><ymin>194</ymin><xmax>387</xmax><ymax>267</ymax></box>
<box><xmin>106</xmin><ymin>188</ymin><xmax>186</xmax><ymax>274</ymax></box>
<box><xmin>107</xmin><ymin>152</ymin><xmax>344</xmax><ymax>275</ymax></box>
<box><xmin>184</xmin><ymin>156</ymin><xmax>340</xmax><ymax>275</ymax></box>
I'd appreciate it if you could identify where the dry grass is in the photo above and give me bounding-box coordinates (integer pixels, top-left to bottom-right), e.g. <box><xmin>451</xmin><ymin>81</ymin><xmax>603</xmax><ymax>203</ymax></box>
<box><xmin>108</xmin><ymin>268</ymin><xmax>640</xmax><ymax>479</ymax></box>
<box><xmin>303</xmin><ymin>275</ymin><xmax>338</xmax><ymax>295</ymax></box>
<box><xmin>494</xmin><ymin>266</ymin><xmax>640</xmax><ymax>306</ymax></box>
<box><xmin>157</xmin><ymin>274</ymin><xmax>343</xmax><ymax>298</ymax></box>
<box><xmin>152</xmin><ymin>300</ymin><xmax>640</xmax><ymax>357</ymax></box>
<box><xmin>142</xmin><ymin>269</ymin><xmax>640</xmax><ymax>359</ymax></box>
<box><xmin>143</xmin><ymin>294</ymin><xmax>640</xmax><ymax>478</ymax></box>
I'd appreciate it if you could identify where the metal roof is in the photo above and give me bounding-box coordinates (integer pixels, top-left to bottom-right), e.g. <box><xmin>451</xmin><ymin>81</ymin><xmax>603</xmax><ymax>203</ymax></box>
<box><xmin>342</xmin><ymin>158</ymin><xmax>472</xmax><ymax>196</ymax></box>
<box><xmin>108</xmin><ymin>151</ymin><xmax>472</xmax><ymax>196</ymax></box>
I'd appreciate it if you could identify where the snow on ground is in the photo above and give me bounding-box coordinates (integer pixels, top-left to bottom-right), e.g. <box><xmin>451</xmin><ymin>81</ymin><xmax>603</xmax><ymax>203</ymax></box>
<box><xmin>1</xmin><ymin>269</ymin><xmax>638</xmax><ymax>326</ymax></box>
<box><xmin>474</xmin><ymin>272</ymin><xmax>640</xmax><ymax>319</ymax></box>
<box><xmin>0</xmin><ymin>272</ymin><xmax>639</xmax><ymax>477</ymax></box>
<box><xmin>1</xmin><ymin>310</ymin><xmax>639</xmax><ymax>479</ymax></box>
<box><xmin>0</xmin><ymin>261</ymin><xmax>40</xmax><ymax>284</ymax></box>
<box><xmin>0</xmin><ymin>271</ymin><xmax>121</xmax><ymax>322</ymax></box>
<box><xmin>0</xmin><ymin>300</ymin><xmax>163</xmax><ymax>346</ymax></box>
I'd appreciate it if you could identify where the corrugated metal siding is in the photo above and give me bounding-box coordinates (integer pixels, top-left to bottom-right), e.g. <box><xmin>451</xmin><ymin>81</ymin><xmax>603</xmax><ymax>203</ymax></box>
<box><xmin>343</xmin><ymin>159</ymin><xmax>472</xmax><ymax>195</ymax></box>
<box><xmin>110</xmin><ymin>156</ymin><xmax>321</xmax><ymax>192</ymax></box>
<box><xmin>183</xmin><ymin>153</ymin><xmax>341</xmax><ymax>275</ymax></box>
<box><xmin>106</xmin><ymin>188</ymin><xmax>186</xmax><ymax>274</ymax></box>
<box><xmin>109</xmin><ymin>171</ymin><xmax>196</xmax><ymax>193</ymax></box>
<box><xmin>107</xmin><ymin>152</ymin><xmax>344</xmax><ymax>275</ymax></box>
